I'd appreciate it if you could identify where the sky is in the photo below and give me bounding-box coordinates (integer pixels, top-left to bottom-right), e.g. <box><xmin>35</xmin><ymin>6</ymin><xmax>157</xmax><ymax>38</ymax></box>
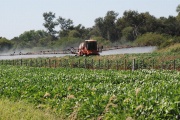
<box><xmin>0</xmin><ymin>0</ymin><xmax>179</xmax><ymax>39</ymax></box>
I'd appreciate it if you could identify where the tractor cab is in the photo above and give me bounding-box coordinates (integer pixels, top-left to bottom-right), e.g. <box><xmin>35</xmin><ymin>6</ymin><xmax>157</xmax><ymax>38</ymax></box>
<box><xmin>78</xmin><ymin>40</ymin><xmax>100</xmax><ymax>56</ymax></box>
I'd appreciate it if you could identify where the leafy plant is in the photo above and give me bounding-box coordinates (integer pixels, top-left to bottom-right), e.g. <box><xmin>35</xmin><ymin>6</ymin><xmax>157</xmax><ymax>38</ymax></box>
<box><xmin>0</xmin><ymin>65</ymin><xmax>179</xmax><ymax>119</ymax></box>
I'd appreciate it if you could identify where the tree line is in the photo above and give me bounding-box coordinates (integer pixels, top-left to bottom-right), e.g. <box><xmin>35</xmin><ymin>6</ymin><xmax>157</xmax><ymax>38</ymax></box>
<box><xmin>1</xmin><ymin>5</ymin><xmax>180</xmax><ymax>52</ymax></box>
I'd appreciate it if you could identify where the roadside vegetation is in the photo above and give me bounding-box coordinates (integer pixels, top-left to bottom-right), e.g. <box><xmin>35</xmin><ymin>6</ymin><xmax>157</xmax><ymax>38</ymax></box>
<box><xmin>0</xmin><ymin>99</ymin><xmax>61</xmax><ymax>120</ymax></box>
<box><xmin>157</xmin><ymin>43</ymin><xmax>180</xmax><ymax>53</ymax></box>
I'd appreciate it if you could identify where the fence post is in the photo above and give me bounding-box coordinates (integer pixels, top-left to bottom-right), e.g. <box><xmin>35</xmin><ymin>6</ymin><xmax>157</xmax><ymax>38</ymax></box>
<box><xmin>132</xmin><ymin>59</ymin><xmax>135</xmax><ymax>71</ymax></box>
<box><xmin>20</xmin><ymin>59</ymin><xmax>22</xmax><ymax>66</ymax></box>
<box><xmin>116</xmin><ymin>60</ymin><xmax>118</xmax><ymax>70</ymax></box>
<box><xmin>173</xmin><ymin>59</ymin><xmax>176</xmax><ymax>70</ymax></box>
<box><xmin>124</xmin><ymin>59</ymin><xmax>127</xmax><ymax>70</ymax></box>
<box><xmin>30</xmin><ymin>59</ymin><xmax>32</xmax><ymax>67</ymax></box>
<box><xmin>24</xmin><ymin>59</ymin><xmax>26</xmax><ymax>66</ymax></box>
<box><xmin>40</xmin><ymin>59</ymin><xmax>42</xmax><ymax>67</ymax></box>
<box><xmin>91</xmin><ymin>59</ymin><xmax>94</xmax><ymax>69</ymax></box>
<box><xmin>161</xmin><ymin>60</ymin><xmax>163</xmax><ymax>70</ymax></box>
<box><xmin>142</xmin><ymin>59</ymin><xmax>144</xmax><ymax>69</ymax></box>
<box><xmin>107</xmin><ymin>60</ymin><xmax>109</xmax><ymax>69</ymax></box>
<box><xmin>152</xmin><ymin>59</ymin><xmax>155</xmax><ymax>69</ymax></box>
<box><xmin>49</xmin><ymin>59</ymin><xmax>51</xmax><ymax>68</ymax></box>
<box><xmin>27</xmin><ymin>59</ymin><xmax>29</xmax><ymax>66</ymax></box>
<box><xmin>59</xmin><ymin>60</ymin><xmax>61</xmax><ymax>67</ymax></box>
<box><xmin>84</xmin><ymin>59</ymin><xmax>87</xmax><ymax>68</ymax></box>
<box><xmin>36</xmin><ymin>59</ymin><xmax>39</xmax><ymax>67</ymax></box>
<box><xmin>78</xmin><ymin>59</ymin><xmax>80</xmax><ymax>68</ymax></box>
<box><xmin>44</xmin><ymin>59</ymin><xmax>46</xmax><ymax>67</ymax></box>
<box><xmin>66</xmin><ymin>59</ymin><xmax>70</xmax><ymax>67</ymax></box>
<box><xmin>54</xmin><ymin>59</ymin><xmax>56</xmax><ymax>68</ymax></box>
<box><xmin>136</xmin><ymin>60</ymin><xmax>138</xmax><ymax>70</ymax></box>
<box><xmin>98</xmin><ymin>59</ymin><xmax>100</xmax><ymax>69</ymax></box>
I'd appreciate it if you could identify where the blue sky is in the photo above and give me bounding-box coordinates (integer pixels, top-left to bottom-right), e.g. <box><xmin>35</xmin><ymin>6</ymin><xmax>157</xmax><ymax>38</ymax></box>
<box><xmin>0</xmin><ymin>0</ymin><xmax>179</xmax><ymax>39</ymax></box>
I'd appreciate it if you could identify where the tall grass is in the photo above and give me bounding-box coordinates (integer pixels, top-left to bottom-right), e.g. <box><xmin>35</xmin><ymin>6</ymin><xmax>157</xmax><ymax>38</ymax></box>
<box><xmin>0</xmin><ymin>99</ymin><xmax>62</xmax><ymax>120</ymax></box>
<box><xmin>157</xmin><ymin>43</ymin><xmax>180</xmax><ymax>53</ymax></box>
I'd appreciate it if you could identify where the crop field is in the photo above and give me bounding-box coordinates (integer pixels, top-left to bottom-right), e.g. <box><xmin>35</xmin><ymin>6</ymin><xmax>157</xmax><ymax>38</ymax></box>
<box><xmin>0</xmin><ymin>65</ymin><xmax>179</xmax><ymax>119</ymax></box>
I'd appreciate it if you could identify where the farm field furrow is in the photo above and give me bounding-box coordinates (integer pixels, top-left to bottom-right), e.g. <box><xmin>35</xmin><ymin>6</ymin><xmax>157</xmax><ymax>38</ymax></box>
<box><xmin>0</xmin><ymin>65</ymin><xmax>179</xmax><ymax>119</ymax></box>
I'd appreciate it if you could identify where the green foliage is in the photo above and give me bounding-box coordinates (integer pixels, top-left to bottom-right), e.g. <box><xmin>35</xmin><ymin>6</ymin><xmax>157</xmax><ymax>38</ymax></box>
<box><xmin>11</xmin><ymin>30</ymin><xmax>50</xmax><ymax>50</ymax></box>
<box><xmin>176</xmin><ymin>4</ymin><xmax>180</xmax><ymax>13</ymax></box>
<box><xmin>158</xmin><ymin>35</ymin><xmax>180</xmax><ymax>49</ymax></box>
<box><xmin>122</xmin><ymin>10</ymin><xmax>141</xmax><ymax>27</ymax></box>
<box><xmin>0</xmin><ymin>66</ymin><xmax>179</xmax><ymax>119</ymax></box>
<box><xmin>94</xmin><ymin>11</ymin><xmax>119</xmax><ymax>42</ymax></box>
<box><xmin>68</xmin><ymin>30</ymin><xmax>81</xmax><ymax>38</ymax></box>
<box><xmin>122</xmin><ymin>27</ymin><xmax>134</xmax><ymax>41</ymax></box>
<box><xmin>87</xmin><ymin>27</ymin><xmax>101</xmax><ymax>38</ymax></box>
<box><xmin>0</xmin><ymin>38</ymin><xmax>13</xmax><ymax>52</ymax></box>
<box><xmin>54</xmin><ymin>37</ymin><xmax>83</xmax><ymax>49</ymax></box>
<box><xmin>135</xmin><ymin>33</ymin><xmax>167</xmax><ymax>47</ymax></box>
<box><xmin>57</xmin><ymin>16</ymin><xmax>74</xmax><ymax>38</ymax></box>
<box><xmin>43</xmin><ymin>12</ymin><xmax>59</xmax><ymax>36</ymax></box>
<box><xmin>57</xmin><ymin>16</ymin><xmax>73</xmax><ymax>31</ymax></box>
<box><xmin>90</xmin><ymin>36</ymin><xmax>111</xmax><ymax>47</ymax></box>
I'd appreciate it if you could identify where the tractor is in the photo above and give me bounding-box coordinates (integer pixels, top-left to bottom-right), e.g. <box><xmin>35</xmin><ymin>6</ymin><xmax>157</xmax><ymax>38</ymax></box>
<box><xmin>77</xmin><ymin>40</ymin><xmax>102</xmax><ymax>56</ymax></box>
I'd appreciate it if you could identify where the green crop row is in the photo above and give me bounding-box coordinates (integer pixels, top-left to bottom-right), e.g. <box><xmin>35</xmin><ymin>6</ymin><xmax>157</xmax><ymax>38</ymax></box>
<box><xmin>0</xmin><ymin>65</ymin><xmax>179</xmax><ymax>119</ymax></box>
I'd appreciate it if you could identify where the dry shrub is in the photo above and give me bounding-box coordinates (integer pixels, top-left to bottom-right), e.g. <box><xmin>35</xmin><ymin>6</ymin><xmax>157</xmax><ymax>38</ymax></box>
<box><xmin>68</xmin><ymin>103</ymin><xmax>80</xmax><ymax>120</ymax></box>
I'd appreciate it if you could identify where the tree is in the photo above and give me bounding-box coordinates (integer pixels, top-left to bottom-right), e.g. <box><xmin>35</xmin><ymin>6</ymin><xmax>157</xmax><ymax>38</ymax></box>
<box><xmin>0</xmin><ymin>38</ymin><xmax>13</xmax><ymax>52</ymax></box>
<box><xmin>122</xmin><ymin>10</ymin><xmax>145</xmax><ymax>39</ymax></box>
<box><xmin>116</xmin><ymin>17</ymin><xmax>126</xmax><ymax>39</ymax></box>
<box><xmin>157</xmin><ymin>16</ymin><xmax>180</xmax><ymax>36</ymax></box>
<box><xmin>94</xmin><ymin>17</ymin><xmax>106</xmax><ymax>38</ymax></box>
<box><xmin>176</xmin><ymin>4</ymin><xmax>180</xmax><ymax>13</ymax></box>
<box><xmin>11</xmin><ymin>30</ymin><xmax>49</xmax><ymax>49</ymax></box>
<box><xmin>88</xmin><ymin>26</ymin><xmax>101</xmax><ymax>38</ymax></box>
<box><xmin>104</xmin><ymin>11</ymin><xmax>119</xmax><ymax>41</ymax></box>
<box><xmin>57</xmin><ymin>17</ymin><xmax>73</xmax><ymax>31</ymax></box>
<box><xmin>122</xmin><ymin>27</ymin><xmax>134</xmax><ymax>41</ymax></box>
<box><xmin>165</xmin><ymin>16</ymin><xmax>179</xmax><ymax>36</ymax></box>
<box><xmin>68</xmin><ymin>30</ymin><xmax>81</xmax><ymax>38</ymax></box>
<box><xmin>139</xmin><ymin>12</ymin><xmax>158</xmax><ymax>34</ymax></box>
<box><xmin>73</xmin><ymin>24</ymin><xmax>89</xmax><ymax>39</ymax></box>
<box><xmin>94</xmin><ymin>11</ymin><xmax>119</xmax><ymax>42</ymax></box>
<box><xmin>43</xmin><ymin>12</ymin><xmax>59</xmax><ymax>37</ymax></box>
<box><xmin>57</xmin><ymin>16</ymin><xmax>74</xmax><ymax>37</ymax></box>
<box><xmin>176</xmin><ymin>5</ymin><xmax>180</xmax><ymax>23</ymax></box>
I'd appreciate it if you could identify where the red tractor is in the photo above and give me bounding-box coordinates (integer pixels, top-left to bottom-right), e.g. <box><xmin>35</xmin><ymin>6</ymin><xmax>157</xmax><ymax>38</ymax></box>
<box><xmin>77</xmin><ymin>40</ymin><xmax>101</xmax><ymax>56</ymax></box>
